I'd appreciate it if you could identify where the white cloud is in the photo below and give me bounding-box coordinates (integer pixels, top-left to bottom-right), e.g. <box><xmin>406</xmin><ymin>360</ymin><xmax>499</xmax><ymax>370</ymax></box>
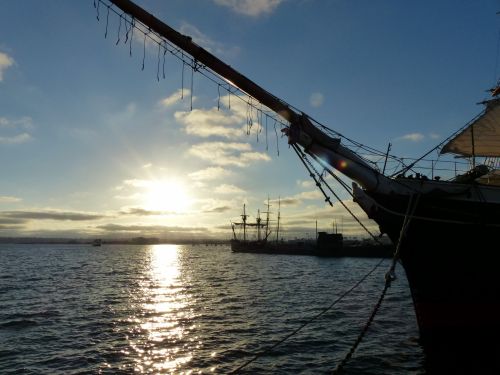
<box><xmin>296</xmin><ymin>190</ymin><xmax>323</xmax><ymax>200</ymax></box>
<box><xmin>188</xmin><ymin>166</ymin><xmax>231</xmax><ymax>181</ymax></box>
<box><xmin>0</xmin><ymin>133</ymin><xmax>32</xmax><ymax>144</ymax></box>
<box><xmin>310</xmin><ymin>92</ymin><xmax>324</xmax><ymax>108</ymax></box>
<box><xmin>160</xmin><ymin>89</ymin><xmax>191</xmax><ymax>107</ymax></box>
<box><xmin>188</xmin><ymin>142</ymin><xmax>270</xmax><ymax>167</ymax></box>
<box><xmin>175</xmin><ymin>107</ymin><xmax>245</xmax><ymax>138</ymax></box>
<box><xmin>0</xmin><ymin>52</ymin><xmax>14</xmax><ymax>81</ymax></box>
<box><xmin>0</xmin><ymin>116</ymin><xmax>33</xmax><ymax>130</ymax></box>
<box><xmin>214</xmin><ymin>184</ymin><xmax>245</xmax><ymax>194</ymax></box>
<box><xmin>296</xmin><ymin>179</ymin><xmax>314</xmax><ymax>189</ymax></box>
<box><xmin>0</xmin><ymin>196</ymin><xmax>22</xmax><ymax>203</ymax></box>
<box><xmin>214</xmin><ymin>0</ymin><xmax>283</xmax><ymax>16</ymax></box>
<box><xmin>398</xmin><ymin>133</ymin><xmax>424</xmax><ymax>142</ymax></box>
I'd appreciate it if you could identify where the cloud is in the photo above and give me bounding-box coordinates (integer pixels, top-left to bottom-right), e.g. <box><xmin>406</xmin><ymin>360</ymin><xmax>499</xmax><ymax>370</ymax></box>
<box><xmin>214</xmin><ymin>0</ymin><xmax>283</xmax><ymax>16</ymax></box>
<box><xmin>97</xmin><ymin>223</ymin><xmax>208</xmax><ymax>234</ymax></box>
<box><xmin>0</xmin><ymin>196</ymin><xmax>22</xmax><ymax>203</ymax></box>
<box><xmin>174</xmin><ymin>95</ymin><xmax>266</xmax><ymax>139</ymax></box>
<box><xmin>119</xmin><ymin>207</ymin><xmax>165</xmax><ymax>216</ymax></box>
<box><xmin>188</xmin><ymin>142</ymin><xmax>270</xmax><ymax>167</ymax></box>
<box><xmin>0</xmin><ymin>210</ymin><xmax>105</xmax><ymax>221</ymax></box>
<box><xmin>175</xmin><ymin>108</ymin><xmax>245</xmax><ymax>138</ymax></box>
<box><xmin>0</xmin><ymin>52</ymin><xmax>14</xmax><ymax>81</ymax></box>
<box><xmin>296</xmin><ymin>179</ymin><xmax>314</xmax><ymax>189</ymax></box>
<box><xmin>0</xmin><ymin>133</ymin><xmax>33</xmax><ymax>144</ymax></box>
<box><xmin>296</xmin><ymin>190</ymin><xmax>323</xmax><ymax>200</ymax></box>
<box><xmin>160</xmin><ymin>89</ymin><xmax>191</xmax><ymax>107</ymax></box>
<box><xmin>310</xmin><ymin>92</ymin><xmax>324</xmax><ymax>108</ymax></box>
<box><xmin>0</xmin><ymin>116</ymin><xmax>34</xmax><ymax>130</ymax></box>
<box><xmin>188</xmin><ymin>166</ymin><xmax>232</xmax><ymax>181</ymax></box>
<box><xmin>397</xmin><ymin>133</ymin><xmax>424</xmax><ymax>142</ymax></box>
<box><xmin>0</xmin><ymin>217</ymin><xmax>26</xmax><ymax>225</ymax></box>
<box><xmin>214</xmin><ymin>184</ymin><xmax>245</xmax><ymax>194</ymax></box>
<box><xmin>269</xmin><ymin>190</ymin><xmax>324</xmax><ymax>208</ymax></box>
<box><xmin>272</xmin><ymin>197</ymin><xmax>300</xmax><ymax>206</ymax></box>
<box><xmin>197</xmin><ymin>198</ymin><xmax>234</xmax><ymax>213</ymax></box>
<box><xmin>204</xmin><ymin>205</ymin><xmax>232</xmax><ymax>213</ymax></box>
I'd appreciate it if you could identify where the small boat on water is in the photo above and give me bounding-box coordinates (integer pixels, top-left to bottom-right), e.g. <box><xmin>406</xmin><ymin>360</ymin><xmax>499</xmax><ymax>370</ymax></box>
<box><xmin>92</xmin><ymin>239</ymin><xmax>102</xmax><ymax>247</ymax></box>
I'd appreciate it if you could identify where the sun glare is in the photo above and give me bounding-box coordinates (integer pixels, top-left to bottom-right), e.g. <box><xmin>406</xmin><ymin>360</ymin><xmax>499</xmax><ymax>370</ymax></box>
<box><xmin>143</xmin><ymin>180</ymin><xmax>191</xmax><ymax>213</ymax></box>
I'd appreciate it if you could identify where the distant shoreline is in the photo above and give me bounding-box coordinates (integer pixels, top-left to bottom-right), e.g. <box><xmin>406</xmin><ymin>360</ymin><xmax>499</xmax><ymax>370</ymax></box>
<box><xmin>0</xmin><ymin>237</ymin><xmax>229</xmax><ymax>245</ymax></box>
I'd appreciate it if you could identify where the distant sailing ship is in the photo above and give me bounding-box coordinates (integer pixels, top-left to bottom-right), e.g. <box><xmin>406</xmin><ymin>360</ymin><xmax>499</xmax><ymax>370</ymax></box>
<box><xmin>230</xmin><ymin>203</ymin><xmax>270</xmax><ymax>253</ymax></box>
<box><xmin>230</xmin><ymin>199</ymin><xmax>344</xmax><ymax>256</ymax></box>
<box><xmin>102</xmin><ymin>1</ymin><xmax>500</xmax><ymax>371</ymax></box>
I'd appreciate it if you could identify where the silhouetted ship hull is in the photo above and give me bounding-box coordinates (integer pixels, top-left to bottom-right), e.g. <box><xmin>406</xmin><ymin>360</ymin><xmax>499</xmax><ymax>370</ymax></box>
<box><xmin>231</xmin><ymin>238</ymin><xmax>317</xmax><ymax>256</ymax></box>
<box><xmin>231</xmin><ymin>230</ymin><xmax>393</xmax><ymax>257</ymax></box>
<box><xmin>356</xmin><ymin>183</ymin><xmax>500</xmax><ymax>370</ymax></box>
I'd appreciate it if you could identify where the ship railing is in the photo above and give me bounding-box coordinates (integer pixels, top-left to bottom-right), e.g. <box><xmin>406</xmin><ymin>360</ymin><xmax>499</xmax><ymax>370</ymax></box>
<box><xmin>358</xmin><ymin>153</ymin><xmax>499</xmax><ymax>182</ymax></box>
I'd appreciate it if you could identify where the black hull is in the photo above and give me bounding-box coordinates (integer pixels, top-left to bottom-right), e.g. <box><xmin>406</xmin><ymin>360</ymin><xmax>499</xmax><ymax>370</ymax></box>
<box><xmin>362</xmin><ymin>190</ymin><xmax>500</xmax><ymax>373</ymax></box>
<box><xmin>231</xmin><ymin>238</ymin><xmax>393</xmax><ymax>257</ymax></box>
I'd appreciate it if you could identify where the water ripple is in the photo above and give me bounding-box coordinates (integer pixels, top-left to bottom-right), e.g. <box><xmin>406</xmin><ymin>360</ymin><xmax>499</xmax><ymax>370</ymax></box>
<box><xmin>0</xmin><ymin>243</ymin><xmax>424</xmax><ymax>374</ymax></box>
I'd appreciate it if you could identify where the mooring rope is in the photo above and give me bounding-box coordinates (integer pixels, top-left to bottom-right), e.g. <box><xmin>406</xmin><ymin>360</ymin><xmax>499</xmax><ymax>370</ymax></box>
<box><xmin>229</xmin><ymin>257</ymin><xmax>387</xmax><ymax>373</ymax></box>
<box><xmin>332</xmin><ymin>193</ymin><xmax>420</xmax><ymax>373</ymax></box>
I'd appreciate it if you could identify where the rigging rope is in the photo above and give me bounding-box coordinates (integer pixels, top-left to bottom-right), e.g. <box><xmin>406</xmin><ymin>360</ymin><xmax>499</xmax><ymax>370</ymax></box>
<box><xmin>229</xmin><ymin>257</ymin><xmax>387</xmax><ymax>374</ymax></box>
<box><xmin>332</xmin><ymin>192</ymin><xmax>420</xmax><ymax>373</ymax></box>
<box><xmin>292</xmin><ymin>145</ymin><xmax>384</xmax><ymax>245</ymax></box>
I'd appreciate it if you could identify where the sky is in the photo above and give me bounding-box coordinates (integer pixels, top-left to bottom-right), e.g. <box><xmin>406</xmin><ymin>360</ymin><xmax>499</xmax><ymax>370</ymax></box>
<box><xmin>1</xmin><ymin>0</ymin><xmax>499</xmax><ymax>240</ymax></box>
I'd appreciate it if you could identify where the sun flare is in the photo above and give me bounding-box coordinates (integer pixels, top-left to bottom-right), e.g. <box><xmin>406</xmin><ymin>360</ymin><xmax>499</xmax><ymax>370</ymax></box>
<box><xmin>143</xmin><ymin>179</ymin><xmax>191</xmax><ymax>213</ymax></box>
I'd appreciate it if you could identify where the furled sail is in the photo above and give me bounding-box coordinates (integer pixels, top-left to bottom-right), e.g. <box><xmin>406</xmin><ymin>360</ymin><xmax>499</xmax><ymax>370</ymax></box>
<box><xmin>440</xmin><ymin>99</ymin><xmax>500</xmax><ymax>157</ymax></box>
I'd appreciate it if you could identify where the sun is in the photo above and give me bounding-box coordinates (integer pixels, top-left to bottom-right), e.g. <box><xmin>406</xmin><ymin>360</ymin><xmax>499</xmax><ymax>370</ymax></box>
<box><xmin>143</xmin><ymin>179</ymin><xmax>191</xmax><ymax>213</ymax></box>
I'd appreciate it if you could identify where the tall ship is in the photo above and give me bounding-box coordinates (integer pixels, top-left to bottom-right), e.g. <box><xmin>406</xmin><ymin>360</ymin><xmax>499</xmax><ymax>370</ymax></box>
<box><xmin>230</xmin><ymin>199</ymin><xmax>334</xmax><ymax>256</ymax></box>
<box><xmin>230</xmin><ymin>203</ymin><xmax>271</xmax><ymax>253</ymax></box>
<box><xmin>102</xmin><ymin>1</ymin><xmax>500</xmax><ymax>371</ymax></box>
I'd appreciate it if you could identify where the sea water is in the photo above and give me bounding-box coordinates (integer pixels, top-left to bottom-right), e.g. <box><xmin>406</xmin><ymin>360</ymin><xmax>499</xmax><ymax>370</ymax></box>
<box><xmin>0</xmin><ymin>244</ymin><xmax>424</xmax><ymax>374</ymax></box>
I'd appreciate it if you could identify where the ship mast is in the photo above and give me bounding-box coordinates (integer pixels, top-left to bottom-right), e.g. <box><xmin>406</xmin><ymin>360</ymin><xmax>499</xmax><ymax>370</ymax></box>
<box><xmin>276</xmin><ymin>197</ymin><xmax>281</xmax><ymax>242</ymax></box>
<box><xmin>256</xmin><ymin>209</ymin><xmax>261</xmax><ymax>241</ymax></box>
<box><xmin>241</xmin><ymin>204</ymin><xmax>247</xmax><ymax>242</ymax></box>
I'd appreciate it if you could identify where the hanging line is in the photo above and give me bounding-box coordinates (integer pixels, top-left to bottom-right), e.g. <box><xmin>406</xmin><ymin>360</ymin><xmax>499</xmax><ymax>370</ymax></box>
<box><xmin>190</xmin><ymin>61</ymin><xmax>195</xmax><ymax>111</ymax></box>
<box><xmin>104</xmin><ymin>5</ymin><xmax>110</xmax><ymax>38</ymax></box>
<box><xmin>124</xmin><ymin>15</ymin><xmax>131</xmax><ymax>43</ymax></box>
<box><xmin>273</xmin><ymin>120</ymin><xmax>279</xmax><ymax>156</ymax></box>
<box><xmin>95</xmin><ymin>0</ymin><xmax>100</xmax><ymax>21</ymax></box>
<box><xmin>162</xmin><ymin>43</ymin><xmax>167</xmax><ymax>79</ymax></box>
<box><xmin>156</xmin><ymin>42</ymin><xmax>161</xmax><ymax>81</ymax></box>
<box><xmin>115</xmin><ymin>14</ymin><xmax>122</xmax><ymax>45</ymax></box>
<box><xmin>217</xmin><ymin>85</ymin><xmax>221</xmax><ymax>110</ymax></box>
<box><xmin>265</xmin><ymin>114</ymin><xmax>269</xmax><ymax>151</ymax></box>
<box><xmin>129</xmin><ymin>18</ymin><xmax>134</xmax><ymax>56</ymax></box>
<box><xmin>181</xmin><ymin>60</ymin><xmax>185</xmax><ymax>99</ymax></box>
<box><xmin>141</xmin><ymin>30</ymin><xmax>148</xmax><ymax>71</ymax></box>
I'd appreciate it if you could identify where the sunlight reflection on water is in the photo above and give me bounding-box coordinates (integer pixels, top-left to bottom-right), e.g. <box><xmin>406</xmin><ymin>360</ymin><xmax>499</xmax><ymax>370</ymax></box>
<box><xmin>131</xmin><ymin>244</ymin><xmax>194</xmax><ymax>373</ymax></box>
<box><xmin>0</xmin><ymin>244</ymin><xmax>423</xmax><ymax>374</ymax></box>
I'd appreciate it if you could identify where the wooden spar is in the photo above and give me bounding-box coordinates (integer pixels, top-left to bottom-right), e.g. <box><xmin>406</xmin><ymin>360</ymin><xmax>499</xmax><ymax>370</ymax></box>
<box><xmin>108</xmin><ymin>0</ymin><xmax>299</xmax><ymax>124</ymax></box>
<box><xmin>107</xmin><ymin>0</ymin><xmax>404</xmax><ymax>195</ymax></box>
